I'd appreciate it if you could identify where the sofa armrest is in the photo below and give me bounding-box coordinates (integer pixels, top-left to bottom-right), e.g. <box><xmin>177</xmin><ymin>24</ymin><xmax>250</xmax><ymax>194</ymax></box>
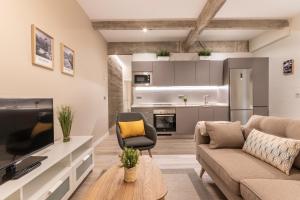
<box><xmin>194</xmin><ymin>124</ymin><xmax>210</xmax><ymax>145</ymax></box>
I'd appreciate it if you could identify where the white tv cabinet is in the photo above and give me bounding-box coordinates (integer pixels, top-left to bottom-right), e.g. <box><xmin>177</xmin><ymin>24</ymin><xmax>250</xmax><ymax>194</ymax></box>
<box><xmin>0</xmin><ymin>136</ymin><xmax>94</xmax><ymax>200</ymax></box>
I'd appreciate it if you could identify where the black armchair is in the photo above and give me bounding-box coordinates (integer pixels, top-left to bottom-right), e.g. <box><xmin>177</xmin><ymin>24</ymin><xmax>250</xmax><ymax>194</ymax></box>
<box><xmin>116</xmin><ymin>112</ymin><xmax>157</xmax><ymax>157</ymax></box>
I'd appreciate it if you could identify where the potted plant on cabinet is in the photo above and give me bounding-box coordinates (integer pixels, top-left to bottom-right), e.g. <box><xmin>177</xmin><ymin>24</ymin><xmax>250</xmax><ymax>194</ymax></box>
<box><xmin>157</xmin><ymin>49</ymin><xmax>170</xmax><ymax>61</ymax></box>
<box><xmin>121</xmin><ymin>147</ymin><xmax>139</xmax><ymax>183</ymax></box>
<box><xmin>198</xmin><ymin>49</ymin><xmax>212</xmax><ymax>60</ymax></box>
<box><xmin>58</xmin><ymin>105</ymin><xmax>74</xmax><ymax>143</ymax></box>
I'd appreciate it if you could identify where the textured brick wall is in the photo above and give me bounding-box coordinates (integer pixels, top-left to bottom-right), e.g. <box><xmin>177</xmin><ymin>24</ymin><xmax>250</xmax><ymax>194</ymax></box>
<box><xmin>108</xmin><ymin>58</ymin><xmax>123</xmax><ymax>128</ymax></box>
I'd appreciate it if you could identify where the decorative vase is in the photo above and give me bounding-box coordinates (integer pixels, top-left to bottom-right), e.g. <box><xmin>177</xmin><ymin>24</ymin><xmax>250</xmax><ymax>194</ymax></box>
<box><xmin>63</xmin><ymin>136</ymin><xmax>70</xmax><ymax>143</ymax></box>
<box><xmin>157</xmin><ymin>56</ymin><xmax>170</xmax><ymax>61</ymax></box>
<box><xmin>124</xmin><ymin>166</ymin><xmax>137</xmax><ymax>183</ymax></box>
<box><xmin>199</xmin><ymin>56</ymin><xmax>211</xmax><ymax>60</ymax></box>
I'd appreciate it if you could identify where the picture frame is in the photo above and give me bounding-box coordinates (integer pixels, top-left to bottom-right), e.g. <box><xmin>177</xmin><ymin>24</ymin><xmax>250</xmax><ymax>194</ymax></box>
<box><xmin>61</xmin><ymin>43</ymin><xmax>75</xmax><ymax>76</ymax></box>
<box><xmin>283</xmin><ymin>59</ymin><xmax>294</xmax><ymax>75</ymax></box>
<box><xmin>31</xmin><ymin>25</ymin><xmax>54</xmax><ymax>70</ymax></box>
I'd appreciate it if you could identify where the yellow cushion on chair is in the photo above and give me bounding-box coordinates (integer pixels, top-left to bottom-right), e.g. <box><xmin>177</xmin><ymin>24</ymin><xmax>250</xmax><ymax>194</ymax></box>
<box><xmin>118</xmin><ymin>120</ymin><xmax>146</xmax><ymax>138</ymax></box>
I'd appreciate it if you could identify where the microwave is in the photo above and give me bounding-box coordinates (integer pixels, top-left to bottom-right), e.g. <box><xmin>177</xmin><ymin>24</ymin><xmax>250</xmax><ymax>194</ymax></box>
<box><xmin>133</xmin><ymin>72</ymin><xmax>152</xmax><ymax>86</ymax></box>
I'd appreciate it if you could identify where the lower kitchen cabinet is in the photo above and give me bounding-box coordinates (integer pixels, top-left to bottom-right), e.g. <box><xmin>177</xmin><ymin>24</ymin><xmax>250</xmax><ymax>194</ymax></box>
<box><xmin>131</xmin><ymin>108</ymin><xmax>154</xmax><ymax>125</ymax></box>
<box><xmin>176</xmin><ymin>107</ymin><xmax>198</xmax><ymax>134</ymax></box>
<box><xmin>198</xmin><ymin>107</ymin><xmax>214</xmax><ymax>121</ymax></box>
<box><xmin>213</xmin><ymin>106</ymin><xmax>229</xmax><ymax>121</ymax></box>
<box><xmin>253</xmin><ymin>107</ymin><xmax>269</xmax><ymax>116</ymax></box>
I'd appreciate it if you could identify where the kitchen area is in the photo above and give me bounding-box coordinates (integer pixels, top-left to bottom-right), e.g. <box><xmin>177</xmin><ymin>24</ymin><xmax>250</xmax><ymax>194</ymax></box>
<box><xmin>130</xmin><ymin>57</ymin><xmax>269</xmax><ymax>135</ymax></box>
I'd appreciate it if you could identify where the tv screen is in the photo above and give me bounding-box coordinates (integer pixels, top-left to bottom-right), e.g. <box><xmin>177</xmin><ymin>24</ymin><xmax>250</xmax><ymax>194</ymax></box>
<box><xmin>0</xmin><ymin>99</ymin><xmax>54</xmax><ymax>170</ymax></box>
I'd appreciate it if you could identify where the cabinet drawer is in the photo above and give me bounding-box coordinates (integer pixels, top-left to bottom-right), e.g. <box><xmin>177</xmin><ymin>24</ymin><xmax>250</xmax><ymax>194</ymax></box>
<box><xmin>76</xmin><ymin>154</ymin><xmax>93</xmax><ymax>180</ymax></box>
<box><xmin>46</xmin><ymin>177</ymin><xmax>70</xmax><ymax>200</ymax></box>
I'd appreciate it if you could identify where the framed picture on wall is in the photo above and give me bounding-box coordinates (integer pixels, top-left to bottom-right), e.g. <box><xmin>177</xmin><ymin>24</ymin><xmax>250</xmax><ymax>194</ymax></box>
<box><xmin>31</xmin><ymin>25</ymin><xmax>54</xmax><ymax>69</ymax></box>
<box><xmin>283</xmin><ymin>59</ymin><xmax>294</xmax><ymax>75</ymax></box>
<box><xmin>61</xmin><ymin>43</ymin><xmax>75</xmax><ymax>76</ymax></box>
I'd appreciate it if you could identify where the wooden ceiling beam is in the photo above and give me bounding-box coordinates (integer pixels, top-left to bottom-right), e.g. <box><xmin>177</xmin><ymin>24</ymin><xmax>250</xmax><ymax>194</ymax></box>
<box><xmin>92</xmin><ymin>20</ymin><xmax>196</xmax><ymax>30</ymax></box>
<box><xmin>92</xmin><ymin>19</ymin><xmax>289</xmax><ymax>30</ymax></box>
<box><xmin>183</xmin><ymin>0</ymin><xmax>226</xmax><ymax>51</ymax></box>
<box><xmin>107</xmin><ymin>41</ymin><xmax>249</xmax><ymax>55</ymax></box>
<box><xmin>207</xmin><ymin>19</ymin><xmax>289</xmax><ymax>30</ymax></box>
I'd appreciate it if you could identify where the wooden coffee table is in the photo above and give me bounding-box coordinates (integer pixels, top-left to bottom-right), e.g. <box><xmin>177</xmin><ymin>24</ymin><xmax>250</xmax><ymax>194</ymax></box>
<box><xmin>85</xmin><ymin>156</ymin><xmax>168</xmax><ymax>200</ymax></box>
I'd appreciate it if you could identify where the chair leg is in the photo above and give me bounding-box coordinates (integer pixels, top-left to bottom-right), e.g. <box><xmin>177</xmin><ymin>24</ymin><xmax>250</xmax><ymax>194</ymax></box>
<box><xmin>148</xmin><ymin>149</ymin><xmax>152</xmax><ymax>157</ymax></box>
<box><xmin>199</xmin><ymin>168</ymin><xmax>205</xmax><ymax>178</ymax></box>
<box><xmin>140</xmin><ymin>150</ymin><xmax>143</xmax><ymax>156</ymax></box>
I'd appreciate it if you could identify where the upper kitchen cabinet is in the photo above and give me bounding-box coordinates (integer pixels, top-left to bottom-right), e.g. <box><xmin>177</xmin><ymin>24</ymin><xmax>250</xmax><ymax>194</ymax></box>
<box><xmin>152</xmin><ymin>61</ymin><xmax>174</xmax><ymax>86</ymax></box>
<box><xmin>252</xmin><ymin>58</ymin><xmax>269</xmax><ymax>106</ymax></box>
<box><xmin>195</xmin><ymin>61</ymin><xmax>210</xmax><ymax>86</ymax></box>
<box><xmin>174</xmin><ymin>61</ymin><xmax>196</xmax><ymax>86</ymax></box>
<box><xmin>210</xmin><ymin>61</ymin><xmax>224</xmax><ymax>86</ymax></box>
<box><xmin>132</xmin><ymin>61</ymin><xmax>153</xmax><ymax>72</ymax></box>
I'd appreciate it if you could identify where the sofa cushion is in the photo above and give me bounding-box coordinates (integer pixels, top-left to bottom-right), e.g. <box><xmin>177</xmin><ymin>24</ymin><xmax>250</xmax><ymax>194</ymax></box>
<box><xmin>197</xmin><ymin>121</ymin><xmax>230</xmax><ymax>137</ymax></box>
<box><xmin>197</xmin><ymin>144</ymin><xmax>300</xmax><ymax>196</ymax></box>
<box><xmin>118</xmin><ymin>120</ymin><xmax>145</xmax><ymax>138</ymax></box>
<box><xmin>241</xmin><ymin>179</ymin><xmax>300</xmax><ymax>200</ymax></box>
<box><xmin>206</xmin><ymin>121</ymin><xmax>245</xmax><ymax>149</ymax></box>
<box><xmin>245</xmin><ymin>115</ymin><xmax>300</xmax><ymax>169</ymax></box>
<box><xmin>243</xmin><ymin>129</ymin><xmax>300</xmax><ymax>175</ymax></box>
<box><xmin>124</xmin><ymin>136</ymin><xmax>154</xmax><ymax>148</ymax></box>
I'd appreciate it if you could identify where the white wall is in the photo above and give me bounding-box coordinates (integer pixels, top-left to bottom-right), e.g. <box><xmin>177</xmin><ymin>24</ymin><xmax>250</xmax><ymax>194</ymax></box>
<box><xmin>0</xmin><ymin>0</ymin><xmax>108</xmax><ymax>141</ymax></box>
<box><xmin>254</xmin><ymin>13</ymin><xmax>300</xmax><ymax>118</ymax></box>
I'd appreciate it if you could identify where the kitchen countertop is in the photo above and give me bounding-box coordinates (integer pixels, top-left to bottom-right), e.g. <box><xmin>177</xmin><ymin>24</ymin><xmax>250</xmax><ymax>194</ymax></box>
<box><xmin>131</xmin><ymin>103</ymin><xmax>228</xmax><ymax>108</ymax></box>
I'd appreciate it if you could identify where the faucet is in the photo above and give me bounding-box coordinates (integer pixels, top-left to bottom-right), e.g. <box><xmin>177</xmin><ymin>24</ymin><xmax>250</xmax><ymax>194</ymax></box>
<box><xmin>204</xmin><ymin>95</ymin><xmax>209</xmax><ymax>105</ymax></box>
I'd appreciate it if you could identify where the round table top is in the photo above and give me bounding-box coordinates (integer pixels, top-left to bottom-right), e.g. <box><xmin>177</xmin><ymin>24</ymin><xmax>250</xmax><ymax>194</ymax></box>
<box><xmin>85</xmin><ymin>156</ymin><xmax>168</xmax><ymax>200</ymax></box>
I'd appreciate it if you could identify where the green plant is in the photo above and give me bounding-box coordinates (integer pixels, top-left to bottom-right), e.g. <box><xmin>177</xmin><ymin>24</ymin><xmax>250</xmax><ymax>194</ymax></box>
<box><xmin>183</xmin><ymin>96</ymin><xmax>188</xmax><ymax>104</ymax></box>
<box><xmin>120</xmin><ymin>147</ymin><xmax>139</xmax><ymax>169</ymax></box>
<box><xmin>198</xmin><ymin>49</ymin><xmax>211</xmax><ymax>56</ymax></box>
<box><xmin>58</xmin><ymin>105</ymin><xmax>74</xmax><ymax>142</ymax></box>
<box><xmin>157</xmin><ymin>49</ymin><xmax>170</xmax><ymax>57</ymax></box>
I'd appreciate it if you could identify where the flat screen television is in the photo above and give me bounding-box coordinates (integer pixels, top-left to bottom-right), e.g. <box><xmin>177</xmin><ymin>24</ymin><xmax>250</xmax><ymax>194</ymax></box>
<box><xmin>0</xmin><ymin>98</ymin><xmax>54</xmax><ymax>171</ymax></box>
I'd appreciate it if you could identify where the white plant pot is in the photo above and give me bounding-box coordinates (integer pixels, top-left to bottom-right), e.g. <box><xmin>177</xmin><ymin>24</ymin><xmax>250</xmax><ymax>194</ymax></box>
<box><xmin>199</xmin><ymin>56</ymin><xmax>211</xmax><ymax>60</ymax></box>
<box><xmin>157</xmin><ymin>56</ymin><xmax>170</xmax><ymax>61</ymax></box>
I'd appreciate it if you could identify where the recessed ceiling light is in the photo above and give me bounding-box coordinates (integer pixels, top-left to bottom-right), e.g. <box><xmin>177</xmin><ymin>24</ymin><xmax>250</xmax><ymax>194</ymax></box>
<box><xmin>142</xmin><ymin>28</ymin><xmax>148</xmax><ymax>33</ymax></box>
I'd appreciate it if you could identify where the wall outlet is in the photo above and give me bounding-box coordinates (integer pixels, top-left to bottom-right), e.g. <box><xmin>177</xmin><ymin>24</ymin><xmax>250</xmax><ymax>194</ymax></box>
<box><xmin>136</xmin><ymin>96</ymin><xmax>142</xmax><ymax>99</ymax></box>
<box><xmin>296</xmin><ymin>93</ymin><xmax>300</xmax><ymax>98</ymax></box>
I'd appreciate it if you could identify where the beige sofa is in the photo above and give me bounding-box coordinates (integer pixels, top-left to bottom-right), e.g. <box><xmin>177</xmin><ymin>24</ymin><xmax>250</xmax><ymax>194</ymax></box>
<box><xmin>196</xmin><ymin>115</ymin><xmax>300</xmax><ymax>200</ymax></box>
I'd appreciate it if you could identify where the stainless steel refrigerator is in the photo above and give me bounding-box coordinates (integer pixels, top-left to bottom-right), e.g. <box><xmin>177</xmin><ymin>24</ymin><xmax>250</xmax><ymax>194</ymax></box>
<box><xmin>230</xmin><ymin>68</ymin><xmax>253</xmax><ymax>124</ymax></box>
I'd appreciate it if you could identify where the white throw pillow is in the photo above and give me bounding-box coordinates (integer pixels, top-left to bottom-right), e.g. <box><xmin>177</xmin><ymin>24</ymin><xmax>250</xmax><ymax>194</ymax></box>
<box><xmin>243</xmin><ymin>129</ymin><xmax>300</xmax><ymax>175</ymax></box>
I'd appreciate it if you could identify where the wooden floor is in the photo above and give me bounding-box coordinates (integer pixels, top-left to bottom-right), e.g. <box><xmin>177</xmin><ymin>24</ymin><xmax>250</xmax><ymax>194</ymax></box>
<box><xmin>95</xmin><ymin>133</ymin><xmax>196</xmax><ymax>156</ymax></box>
<box><xmin>70</xmin><ymin>133</ymin><xmax>226</xmax><ymax>200</ymax></box>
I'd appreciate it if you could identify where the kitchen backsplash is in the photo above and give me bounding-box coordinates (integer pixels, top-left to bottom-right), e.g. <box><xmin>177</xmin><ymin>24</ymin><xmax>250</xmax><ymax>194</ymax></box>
<box><xmin>133</xmin><ymin>86</ymin><xmax>228</xmax><ymax>105</ymax></box>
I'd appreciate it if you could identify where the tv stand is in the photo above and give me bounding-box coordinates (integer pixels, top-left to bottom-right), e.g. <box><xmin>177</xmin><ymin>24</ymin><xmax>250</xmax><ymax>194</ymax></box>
<box><xmin>0</xmin><ymin>136</ymin><xmax>94</xmax><ymax>200</ymax></box>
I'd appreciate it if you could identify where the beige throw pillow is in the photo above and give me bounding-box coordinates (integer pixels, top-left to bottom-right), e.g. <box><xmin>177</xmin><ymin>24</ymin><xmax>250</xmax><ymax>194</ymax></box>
<box><xmin>243</xmin><ymin>129</ymin><xmax>300</xmax><ymax>175</ymax></box>
<box><xmin>205</xmin><ymin>121</ymin><xmax>245</xmax><ymax>149</ymax></box>
<box><xmin>199</xmin><ymin>121</ymin><xmax>230</xmax><ymax>136</ymax></box>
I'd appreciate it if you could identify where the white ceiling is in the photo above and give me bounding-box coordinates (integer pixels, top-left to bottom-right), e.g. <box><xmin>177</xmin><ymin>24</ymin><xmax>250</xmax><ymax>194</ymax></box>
<box><xmin>77</xmin><ymin>0</ymin><xmax>206</xmax><ymax>20</ymax></box>
<box><xmin>77</xmin><ymin>0</ymin><xmax>300</xmax><ymax>42</ymax></box>
<box><xmin>216</xmin><ymin>0</ymin><xmax>300</xmax><ymax>19</ymax></box>
<box><xmin>101</xmin><ymin>30</ymin><xmax>189</xmax><ymax>42</ymax></box>
<box><xmin>199</xmin><ymin>30</ymin><xmax>266</xmax><ymax>41</ymax></box>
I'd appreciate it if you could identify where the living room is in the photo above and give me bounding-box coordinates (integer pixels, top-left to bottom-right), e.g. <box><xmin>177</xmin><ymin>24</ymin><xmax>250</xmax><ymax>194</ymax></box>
<box><xmin>1</xmin><ymin>0</ymin><xmax>300</xmax><ymax>200</ymax></box>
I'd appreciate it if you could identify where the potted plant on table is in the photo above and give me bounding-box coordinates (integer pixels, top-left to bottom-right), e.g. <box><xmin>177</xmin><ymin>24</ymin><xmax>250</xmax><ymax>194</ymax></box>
<box><xmin>58</xmin><ymin>105</ymin><xmax>74</xmax><ymax>143</ymax></box>
<box><xmin>157</xmin><ymin>49</ymin><xmax>170</xmax><ymax>61</ymax></box>
<box><xmin>198</xmin><ymin>49</ymin><xmax>212</xmax><ymax>60</ymax></box>
<box><xmin>121</xmin><ymin>147</ymin><xmax>139</xmax><ymax>183</ymax></box>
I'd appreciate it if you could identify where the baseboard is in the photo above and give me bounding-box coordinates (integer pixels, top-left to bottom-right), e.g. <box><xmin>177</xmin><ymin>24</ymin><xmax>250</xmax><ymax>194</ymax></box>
<box><xmin>93</xmin><ymin>131</ymin><xmax>109</xmax><ymax>147</ymax></box>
